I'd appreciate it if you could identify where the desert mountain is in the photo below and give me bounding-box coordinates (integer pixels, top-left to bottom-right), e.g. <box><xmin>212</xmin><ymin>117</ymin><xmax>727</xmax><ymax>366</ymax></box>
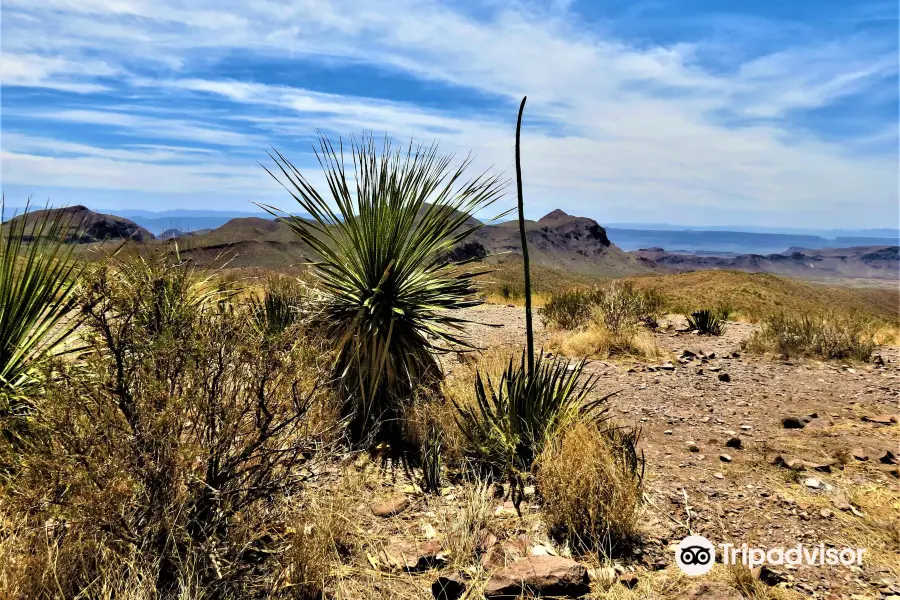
<box><xmin>635</xmin><ymin>245</ymin><xmax>899</xmax><ymax>280</ymax></box>
<box><xmin>171</xmin><ymin>209</ymin><xmax>653</xmax><ymax>278</ymax></box>
<box><xmin>3</xmin><ymin>205</ymin><xmax>153</xmax><ymax>243</ymax></box>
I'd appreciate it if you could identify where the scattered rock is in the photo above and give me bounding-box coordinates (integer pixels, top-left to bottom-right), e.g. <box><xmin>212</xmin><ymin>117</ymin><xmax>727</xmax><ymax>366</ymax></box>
<box><xmin>483</xmin><ymin>556</ymin><xmax>590</xmax><ymax>599</ymax></box>
<box><xmin>664</xmin><ymin>430</ymin><xmax>673</xmax><ymax>435</ymax></box>
<box><xmin>718</xmin><ymin>372</ymin><xmax>731</xmax><ymax>382</ymax></box>
<box><xmin>819</xmin><ymin>509</ymin><xmax>833</xmax><ymax>519</ymax></box>
<box><xmin>659</xmin><ymin>362</ymin><xmax>676</xmax><ymax>371</ymax></box>
<box><xmin>880</xmin><ymin>450</ymin><xmax>899</xmax><ymax>465</ymax></box>
<box><xmin>804</xmin><ymin>477</ymin><xmax>822</xmax><ymax>490</ymax></box>
<box><xmin>371</xmin><ymin>496</ymin><xmax>409</xmax><ymax>517</ymax></box>
<box><xmin>687</xmin><ymin>442</ymin><xmax>700</xmax><ymax>453</ymax></box>
<box><xmin>618</xmin><ymin>572</ymin><xmax>639</xmax><ymax>589</ymax></box>
<box><xmin>851</xmin><ymin>448</ymin><xmax>869</xmax><ymax>461</ymax></box>
<box><xmin>862</xmin><ymin>415</ymin><xmax>898</xmax><ymax>425</ymax></box>
<box><xmin>719</xmin><ymin>454</ymin><xmax>732</xmax><ymax>463</ymax></box>
<box><xmin>757</xmin><ymin>565</ymin><xmax>788</xmax><ymax>586</ymax></box>
<box><xmin>725</xmin><ymin>437</ymin><xmax>743</xmax><ymax>449</ymax></box>
<box><xmin>713</xmin><ymin>472</ymin><xmax>725</xmax><ymax>479</ymax></box>
<box><xmin>432</xmin><ymin>573</ymin><xmax>467</xmax><ymax>600</ymax></box>
<box><xmin>379</xmin><ymin>540</ymin><xmax>446</xmax><ymax>572</ymax></box>
<box><xmin>873</xmin><ymin>354</ymin><xmax>885</xmax><ymax>366</ymax></box>
<box><xmin>782</xmin><ymin>417</ymin><xmax>805</xmax><ymax>429</ymax></box>
<box><xmin>685</xmin><ymin>581</ymin><xmax>743</xmax><ymax>600</ymax></box>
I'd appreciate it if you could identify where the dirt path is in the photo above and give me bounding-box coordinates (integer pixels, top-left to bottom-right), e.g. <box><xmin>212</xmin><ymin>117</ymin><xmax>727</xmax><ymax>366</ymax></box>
<box><xmin>455</xmin><ymin>304</ymin><xmax>900</xmax><ymax>599</ymax></box>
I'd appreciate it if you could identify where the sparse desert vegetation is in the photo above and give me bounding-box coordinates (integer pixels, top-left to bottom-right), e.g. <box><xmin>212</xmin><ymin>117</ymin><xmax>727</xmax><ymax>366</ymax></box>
<box><xmin>1</xmin><ymin>138</ymin><xmax>898</xmax><ymax>600</ymax></box>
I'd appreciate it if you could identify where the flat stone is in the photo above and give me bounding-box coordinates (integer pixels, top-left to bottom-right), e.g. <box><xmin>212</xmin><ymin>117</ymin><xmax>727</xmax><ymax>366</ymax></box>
<box><xmin>718</xmin><ymin>372</ymin><xmax>731</xmax><ymax>382</ymax></box>
<box><xmin>483</xmin><ymin>556</ymin><xmax>590</xmax><ymax>599</ymax></box>
<box><xmin>379</xmin><ymin>540</ymin><xmax>446</xmax><ymax>572</ymax></box>
<box><xmin>851</xmin><ymin>448</ymin><xmax>869</xmax><ymax>461</ymax></box>
<box><xmin>862</xmin><ymin>415</ymin><xmax>898</xmax><ymax>425</ymax></box>
<box><xmin>880</xmin><ymin>450</ymin><xmax>899</xmax><ymax>465</ymax></box>
<box><xmin>371</xmin><ymin>496</ymin><xmax>409</xmax><ymax>517</ymax></box>
<box><xmin>782</xmin><ymin>417</ymin><xmax>805</xmax><ymax>429</ymax></box>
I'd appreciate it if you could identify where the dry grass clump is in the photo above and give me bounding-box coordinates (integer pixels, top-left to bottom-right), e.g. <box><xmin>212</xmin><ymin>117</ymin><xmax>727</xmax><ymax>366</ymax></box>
<box><xmin>537</xmin><ymin>421</ymin><xmax>643</xmax><ymax>555</ymax></box>
<box><xmin>553</xmin><ymin>322</ymin><xmax>664</xmax><ymax>361</ymax></box>
<box><xmin>546</xmin><ymin>281</ymin><xmax>665</xmax><ymax>361</ymax></box>
<box><xmin>744</xmin><ymin>311</ymin><xmax>877</xmax><ymax>361</ymax></box>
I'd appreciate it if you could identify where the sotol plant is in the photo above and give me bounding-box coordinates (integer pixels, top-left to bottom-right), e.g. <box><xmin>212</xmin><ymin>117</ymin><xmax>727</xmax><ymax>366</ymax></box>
<box><xmin>687</xmin><ymin>308</ymin><xmax>726</xmax><ymax>335</ymax></box>
<box><xmin>262</xmin><ymin>135</ymin><xmax>505</xmax><ymax>446</ymax></box>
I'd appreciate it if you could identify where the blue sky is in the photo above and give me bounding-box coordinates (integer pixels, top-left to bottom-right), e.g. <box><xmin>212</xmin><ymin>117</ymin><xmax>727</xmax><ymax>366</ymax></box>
<box><xmin>1</xmin><ymin>0</ymin><xmax>897</xmax><ymax>228</ymax></box>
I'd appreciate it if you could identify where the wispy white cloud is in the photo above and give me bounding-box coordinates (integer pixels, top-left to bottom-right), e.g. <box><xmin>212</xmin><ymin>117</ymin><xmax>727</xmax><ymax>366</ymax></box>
<box><xmin>0</xmin><ymin>0</ymin><xmax>896</xmax><ymax>226</ymax></box>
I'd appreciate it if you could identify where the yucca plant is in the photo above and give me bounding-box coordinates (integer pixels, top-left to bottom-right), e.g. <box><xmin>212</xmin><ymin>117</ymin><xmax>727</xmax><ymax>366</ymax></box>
<box><xmin>455</xmin><ymin>352</ymin><xmax>611</xmax><ymax>510</ymax></box>
<box><xmin>261</xmin><ymin>135</ymin><xmax>506</xmax><ymax>446</ymax></box>
<box><xmin>0</xmin><ymin>201</ymin><xmax>85</xmax><ymax>434</ymax></box>
<box><xmin>686</xmin><ymin>308</ymin><xmax>726</xmax><ymax>335</ymax></box>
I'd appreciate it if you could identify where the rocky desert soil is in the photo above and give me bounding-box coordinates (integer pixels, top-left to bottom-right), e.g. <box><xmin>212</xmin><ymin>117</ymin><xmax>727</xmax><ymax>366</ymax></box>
<box><xmin>438</xmin><ymin>305</ymin><xmax>900</xmax><ymax>599</ymax></box>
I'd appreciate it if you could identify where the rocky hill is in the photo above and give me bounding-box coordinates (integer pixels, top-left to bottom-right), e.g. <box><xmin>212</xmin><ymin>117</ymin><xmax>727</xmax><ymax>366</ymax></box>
<box><xmin>172</xmin><ymin>209</ymin><xmax>654</xmax><ymax>278</ymax></box>
<box><xmin>635</xmin><ymin>245</ymin><xmax>899</xmax><ymax>280</ymax></box>
<box><xmin>3</xmin><ymin>205</ymin><xmax>153</xmax><ymax>243</ymax></box>
<box><xmin>469</xmin><ymin>209</ymin><xmax>653</xmax><ymax>277</ymax></box>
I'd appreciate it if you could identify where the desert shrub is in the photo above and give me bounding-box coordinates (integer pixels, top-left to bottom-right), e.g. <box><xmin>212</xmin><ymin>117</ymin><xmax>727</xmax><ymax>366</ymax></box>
<box><xmin>686</xmin><ymin>308</ymin><xmax>727</xmax><ymax>335</ymax></box>
<box><xmin>454</xmin><ymin>350</ymin><xmax>610</xmax><ymax>508</ymax></box>
<box><xmin>537</xmin><ymin>421</ymin><xmax>643</xmax><ymax>555</ymax></box>
<box><xmin>2</xmin><ymin>251</ymin><xmax>336</xmax><ymax>599</ymax></box>
<box><xmin>543</xmin><ymin>282</ymin><xmax>666</xmax><ymax>332</ymax></box>
<box><xmin>0</xmin><ymin>202</ymin><xmax>85</xmax><ymax>446</ymax></box>
<box><xmin>745</xmin><ymin>311</ymin><xmax>876</xmax><ymax>361</ymax></box>
<box><xmin>262</xmin><ymin>135</ymin><xmax>505</xmax><ymax>448</ymax></box>
<box><xmin>541</xmin><ymin>288</ymin><xmax>597</xmax><ymax>329</ymax></box>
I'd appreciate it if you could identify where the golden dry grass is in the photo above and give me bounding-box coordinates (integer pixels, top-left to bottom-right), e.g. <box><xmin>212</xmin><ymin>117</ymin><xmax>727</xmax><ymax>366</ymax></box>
<box><xmin>537</xmin><ymin>422</ymin><xmax>642</xmax><ymax>555</ymax></box>
<box><xmin>550</xmin><ymin>323</ymin><xmax>665</xmax><ymax>361</ymax></box>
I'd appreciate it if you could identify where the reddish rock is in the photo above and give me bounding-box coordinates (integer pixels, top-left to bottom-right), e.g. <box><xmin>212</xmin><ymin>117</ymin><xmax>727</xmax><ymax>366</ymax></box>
<box><xmin>371</xmin><ymin>496</ymin><xmax>409</xmax><ymax>517</ymax></box>
<box><xmin>483</xmin><ymin>556</ymin><xmax>589</xmax><ymax>598</ymax></box>
<box><xmin>379</xmin><ymin>540</ymin><xmax>445</xmax><ymax>572</ymax></box>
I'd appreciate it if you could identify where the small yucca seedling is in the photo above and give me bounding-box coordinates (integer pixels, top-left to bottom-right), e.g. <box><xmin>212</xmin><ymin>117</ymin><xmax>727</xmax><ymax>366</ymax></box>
<box><xmin>687</xmin><ymin>308</ymin><xmax>726</xmax><ymax>335</ymax></box>
<box><xmin>420</xmin><ymin>425</ymin><xmax>443</xmax><ymax>495</ymax></box>
<box><xmin>262</xmin><ymin>134</ymin><xmax>506</xmax><ymax>447</ymax></box>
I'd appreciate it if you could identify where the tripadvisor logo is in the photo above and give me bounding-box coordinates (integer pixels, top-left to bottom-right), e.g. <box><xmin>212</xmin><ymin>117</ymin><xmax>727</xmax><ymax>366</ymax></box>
<box><xmin>675</xmin><ymin>535</ymin><xmax>716</xmax><ymax>576</ymax></box>
<box><xmin>674</xmin><ymin>535</ymin><xmax>867</xmax><ymax>576</ymax></box>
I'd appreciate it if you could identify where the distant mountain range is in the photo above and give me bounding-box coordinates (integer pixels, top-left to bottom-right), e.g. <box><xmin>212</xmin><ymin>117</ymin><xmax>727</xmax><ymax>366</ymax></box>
<box><xmin>4</xmin><ymin>206</ymin><xmax>897</xmax><ymax>281</ymax></box>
